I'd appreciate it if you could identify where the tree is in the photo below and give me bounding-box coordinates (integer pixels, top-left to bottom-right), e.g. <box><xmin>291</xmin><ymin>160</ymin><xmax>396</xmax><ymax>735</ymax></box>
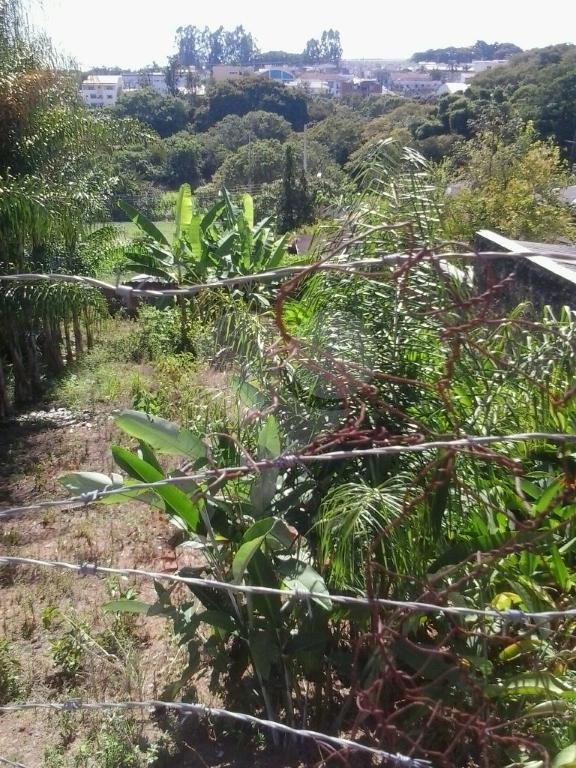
<box><xmin>212</xmin><ymin>139</ymin><xmax>285</xmax><ymax>189</ymax></box>
<box><xmin>112</xmin><ymin>88</ymin><xmax>190</xmax><ymax>137</ymax></box>
<box><xmin>308</xmin><ymin>110</ymin><xmax>365</xmax><ymax>166</ymax></box>
<box><xmin>319</xmin><ymin>29</ymin><xmax>343</xmax><ymax>65</ymax></box>
<box><xmin>276</xmin><ymin>145</ymin><xmax>314</xmax><ymax>234</ymax></box>
<box><xmin>0</xmin><ymin>0</ymin><xmax>126</xmax><ymax>411</ymax></box>
<box><xmin>174</xmin><ymin>24</ymin><xmax>259</xmax><ymax>69</ymax></box>
<box><xmin>303</xmin><ymin>38</ymin><xmax>321</xmax><ymax>64</ymax></box>
<box><xmin>159</xmin><ymin>132</ymin><xmax>204</xmax><ymax>187</ymax></box>
<box><xmin>443</xmin><ymin>123</ymin><xmax>575</xmax><ymax>243</ymax></box>
<box><xmin>277</xmin><ymin>145</ymin><xmax>300</xmax><ymax>234</ymax></box>
<box><xmin>200</xmin><ymin>77</ymin><xmax>309</xmax><ymax>131</ymax></box>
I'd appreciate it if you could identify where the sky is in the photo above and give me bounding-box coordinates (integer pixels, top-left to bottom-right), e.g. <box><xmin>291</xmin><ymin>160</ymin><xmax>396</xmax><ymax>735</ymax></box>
<box><xmin>28</xmin><ymin>0</ymin><xmax>574</xmax><ymax>70</ymax></box>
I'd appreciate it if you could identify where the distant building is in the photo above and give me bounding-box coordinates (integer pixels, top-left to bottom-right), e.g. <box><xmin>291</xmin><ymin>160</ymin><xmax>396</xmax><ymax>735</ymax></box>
<box><xmin>212</xmin><ymin>65</ymin><xmax>255</xmax><ymax>82</ymax></box>
<box><xmin>121</xmin><ymin>68</ymin><xmax>197</xmax><ymax>94</ymax></box>
<box><xmin>257</xmin><ymin>67</ymin><xmax>295</xmax><ymax>83</ymax></box>
<box><xmin>437</xmin><ymin>82</ymin><xmax>469</xmax><ymax>96</ymax></box>
<box><xmin>353</xmin><ymin>78</ymin><xmax>382</xmax><ymax>95</ymax></box>
<box><xmin>387</xmin><ymin>71</ymin><xmax>438</xmax><ymax>96</ymax></box>
<box><xmin>80</xmin><ymin>75</ymin><xmax>122</xmax><ymax>107</ymax></box>
<box><xmin>470</xmin><ymin>59</ymin><xmax>508</xmax><ymax>73</ymax></box>
<box><xmin>122</xmin><ymin>71</ymin><xmax>168</xmax><ymax>92</ymax></box>
<box><xmin>297</xmin><ymin>71</ymin><xmax>355</xmax><ymax>97</ymax></box>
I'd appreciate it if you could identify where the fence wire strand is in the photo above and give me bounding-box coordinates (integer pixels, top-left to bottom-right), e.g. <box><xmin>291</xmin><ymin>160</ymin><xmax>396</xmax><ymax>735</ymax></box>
<box><xmin>0</xmin><ymin>699</ymin><xmax>430</xmax><ymax>767</ymax></box>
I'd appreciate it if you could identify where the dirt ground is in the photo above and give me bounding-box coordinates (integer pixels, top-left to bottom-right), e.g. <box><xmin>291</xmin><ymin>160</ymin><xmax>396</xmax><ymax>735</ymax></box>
<box><xmin>0</xmin><ymin>408</ymin><xmax>322</xmax><ymax>767</ymax></box>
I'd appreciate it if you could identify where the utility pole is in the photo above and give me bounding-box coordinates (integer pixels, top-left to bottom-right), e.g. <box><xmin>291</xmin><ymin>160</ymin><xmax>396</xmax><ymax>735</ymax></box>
<box><xmin>303</xmin><ymin>123</ymin><xmax>308</xmax><ymax>173</ymax></box>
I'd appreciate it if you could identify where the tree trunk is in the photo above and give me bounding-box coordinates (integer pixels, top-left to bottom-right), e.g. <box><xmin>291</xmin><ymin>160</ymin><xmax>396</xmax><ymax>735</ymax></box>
<box><xmin>72</xmin><ymin>311</ymin><xmax>84</xmax><ymax>357</ymax></box>
<box><xmin>83</xmin><ymin>306</ymin><xmax>94</xmax><ymax>350</ymax></box>
<box><xmin>0</xmin><ymin>355</ymin><xmax>9</xmax><ymax>420</ymax></box>
<box><xmin>64</xmin><ymin>320</ymin><xmax>74</xmax><ymax>364</ymax></box>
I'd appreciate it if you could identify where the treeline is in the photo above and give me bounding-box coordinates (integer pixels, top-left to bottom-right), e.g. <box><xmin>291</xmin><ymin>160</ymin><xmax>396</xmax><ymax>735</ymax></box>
<box><xmin>412</xmin><ymin>39</ymin><xmax>522</xmax><ymax>64</ymax></box>
<box><xmin>173</xmin><ymin>25</ymin><xmax>343</xmax><ymax>70</ymax></box>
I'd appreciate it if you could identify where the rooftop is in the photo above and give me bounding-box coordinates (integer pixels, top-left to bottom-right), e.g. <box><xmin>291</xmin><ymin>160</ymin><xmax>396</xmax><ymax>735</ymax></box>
<box><xmin>477</xmin><ymin>229</ymin><xmax>576</xmax><ymax>287</ymax></box>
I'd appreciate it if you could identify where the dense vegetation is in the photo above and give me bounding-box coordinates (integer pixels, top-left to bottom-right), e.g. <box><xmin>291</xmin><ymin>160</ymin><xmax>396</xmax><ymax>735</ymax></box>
<box><xmin>412</xmin><ymin>39</ymin><xmax>522</xmax><ymax>64</ymax></box>
<box><xmin>2</xmin><ymin>6</ymin><xmax>576</xmax><ymax>768</ymax></box>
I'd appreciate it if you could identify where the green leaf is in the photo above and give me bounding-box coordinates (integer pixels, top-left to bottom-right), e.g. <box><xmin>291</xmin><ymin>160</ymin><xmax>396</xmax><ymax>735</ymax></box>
<box><xmin>111</xmin><ymin>445</ymin><xmax>200</xmax><ymax>531</ymax></box>
<box><xmin>241</xmin><ymin>193</ymin><xmax>254</xmax><ymax>229</ymax></box>
<box><xmin>58</xmin><ymin>471</ymin><xmax>128</xmax><ymax>504</ymax></box>
<box><xmin>257</xmin><ymin>415</ymin><xmax>281</xmax><ymax>458</ymax></box>
<box><xmin>283</xmin><ymin>631</ymin><xmax>327</xmax><ymax>656</ymax></box>
<box><xmin>534</xmin><ymin>478</ymin><xmax>564</xmax><ymax>513</ymax></box>
<box><xmin>102</xmin><ymin>600</ymin><xmax>152</xmax><ymax>615</ymax></box>
<box><xmin>491</xmin><ymin>592</ymin><xmax>523</xmax><ymax>611</ymax></box>
<box><xmin>548</xmin><ymin>545</ymin><xmax>570</xmax><ymax>590</ymax></box>
<box><xmin>242</xmin><ymin>517</ymin><xmax>297</xmax><ymax>550</ymax></box>
<box><xmin>114</xmin><ymin>410</ymin><xmax>206</xmax><ymax>459</ymax></box>
<box><xmin>249</xmin><ymin>631</ymin><xmax>280</xmax><ymax>681</ymax></box>
<box><xmin>487</xmin><ymin>672</ymin><xmax>568</xmax><ymax>698</ymax></box>
<box><xmin>552</xmin><ymin>744</ymin><xmax>576</xmax><ymax>768</ymax></box>
<box><xmin>250</xmin><ymin>469</ymin><xmax>279</xmax><ymax>518</ymax></box>
<box><xmin>232</xmin><ymin>535</ymin><xmax>267</xmax><ymax>583</ymax></box>
<box><xmin>499</xmin><ymin>639</ymin><xmax>539</xmax><ymax>662</ymax></box>
<box><xmin>280</xmin><ymin>561</ymin><xmax>332</xmax><ymax>611</ymax></box>
<box><xmin>118</xmin><ymin>200</ymin><xmax>170</xmax><ymax>245</ymax></box>
<box><xmin>175</xmin><ymin>183</ymin><xmax>193</xmax><ymax>239</ymax></box>
<box><xmin>198</xmin><ymin>610</ymin><xmax>237</xmax><ymax>635</ymax></box>
<box><xmin>186</xmin><ymin>212</ymin><xmax>203</xmax><ymax>262</ymax></box>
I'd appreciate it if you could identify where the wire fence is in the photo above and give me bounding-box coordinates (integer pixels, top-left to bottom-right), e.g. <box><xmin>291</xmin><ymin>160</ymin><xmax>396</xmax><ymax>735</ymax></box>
<box><xmin>4</xmin><ymin>239</ymin><xmax>576</xmax><ymax>767</ymax></box>
<box><xmin>0</xmin><ymin>698</ymin><xmax>429</xmax><ymax>768</ymax></box>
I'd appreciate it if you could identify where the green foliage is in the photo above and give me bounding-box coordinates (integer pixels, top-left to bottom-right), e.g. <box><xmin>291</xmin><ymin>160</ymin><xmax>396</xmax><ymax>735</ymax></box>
<box><xmin>50</xmin><ymin>626</ymin><xmax>86</xmax><ymax>681</ymax></box>
<box><xmin>444</xmin><ymin>122</ymin><xmax>575</xmax><ymax>243</ymax></box>
<box><xmin>412</xmin><ymin>39</ymin><xmax>522</xmax><ymax>64</ymax></box>
<box><xmin>307</xmin><ymin>109</ymin><xmax>365</xmax><ymax>166</ymax></box>
<box><xmin>122</xmin><ymin>184</ymin><xmax>288</xmax><ymax>289</ymax></box>
<box><xmin>0</xmin><ymin>639</ymin><xmax>21</xmax><ymax>704</ymax></box>
<box><xmin>276</xmin><ymin>145</ymin><xmax>314</xmax><ymax>234</ymax></box>
<box><xmin>112</xmin><ymin>88</ymin><xmax>190</xmax><ymax>138</ymax></box>
<box><xmin>198</xmin><ymin>77</ymin><xmax>308</xmax><ymax>131</ymax></box>
<box><xmin>44</xmin><ymin>714</ymin><xmax>172</xmax><ymax>768</ymax></box>
<box><xmin>469</xmin><ymin>44</ymin><xmax>576</xmax><ymax>154</ymax></box>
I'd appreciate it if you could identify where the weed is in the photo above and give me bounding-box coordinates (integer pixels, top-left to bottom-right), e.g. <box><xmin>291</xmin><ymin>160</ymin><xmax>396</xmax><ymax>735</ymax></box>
<box><xmin>45</xmin><ymin>714</ymin><xmax>175</xmax><ymax>768</ymax></box>
<box><xmin>50</xmin><ymin>627</ymin><xmax>85</xmax><ymax>682</ymax></box>
<box><xmin>0</xmin><ymin>639</ymin><xmax>22</xmax><ymax>704</ymax></box>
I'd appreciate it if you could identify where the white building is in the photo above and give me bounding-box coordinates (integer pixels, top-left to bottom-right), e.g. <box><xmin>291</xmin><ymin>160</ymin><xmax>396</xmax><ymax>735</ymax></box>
<box><xmin>470</xmin><ymin>59</ymin><xmax>508</xmax><ymax>73</ymax></box>
<box><xmin>80</xmin><ymin>75</ymin><xmax>123</xmax><ymax>107</ymax></box>
<box><xmin>437</xmin><ymin>82</ymin><xmax>469</xmax><ymax>96</ymax></box>
<box><xmin>388</xmin><ymin>72</ymin><xmax>438</xmax><ymax>96</ymax></box>
<box><xmin>122</xmin><ymin>71</ymin><xmax>168</xmax><ymax>92</ymax></box>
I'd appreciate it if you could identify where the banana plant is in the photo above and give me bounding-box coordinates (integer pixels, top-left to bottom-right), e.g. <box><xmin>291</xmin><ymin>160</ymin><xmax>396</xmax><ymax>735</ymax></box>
<box><xmin>120</xmin><ymin>184</ymin><xmax>289</xmax><ymax>287</ymax></box>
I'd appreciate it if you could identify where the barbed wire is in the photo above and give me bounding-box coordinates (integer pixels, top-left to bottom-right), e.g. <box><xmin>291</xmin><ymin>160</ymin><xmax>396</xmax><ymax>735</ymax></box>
<box><xmin>0</xmin><ymin>248</ymin><xmax>567</xmax><ymax>299</ymax></box>
<box><xmin>1</xmin><ymin>431</ymin><xmax>574</xmax><ymax>520</ymax></box>
<box><xmin>0</xmin><ymin>758</ymin><xmax>32</xmax><ymax>768</ymax></box>
<box><xmin>0</xmin><ymin>698</ymin><xmax>431</xmax><ymax>767</ymax></box>
<box><xmin>2</xmin><ymin>555</ymin><xmax>574</xmax><ymax>625</ymax></box>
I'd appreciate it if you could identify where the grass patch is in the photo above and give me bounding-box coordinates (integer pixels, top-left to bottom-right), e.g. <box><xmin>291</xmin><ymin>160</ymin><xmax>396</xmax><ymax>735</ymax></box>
<box><xmin>109</xmin><ymin>220</ymin><xmax>174</xmax><ymax>243</ymax></box>
<box><xmin>47</xmin><ymin>319</ymin><xmax>152</xmax><ymax>415</ymax></box>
